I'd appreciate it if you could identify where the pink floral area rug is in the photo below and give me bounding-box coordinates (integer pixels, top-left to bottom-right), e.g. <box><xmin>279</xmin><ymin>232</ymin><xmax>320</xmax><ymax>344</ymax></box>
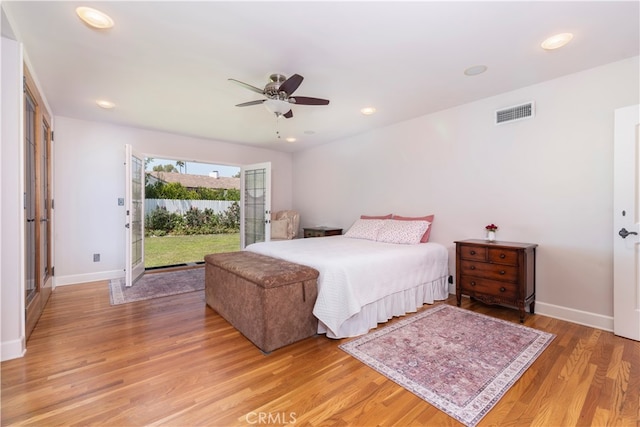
<box><xmin>339</xmin><ymin>304</ymin><xmax>555</xmax><ymax>427</ymax></box>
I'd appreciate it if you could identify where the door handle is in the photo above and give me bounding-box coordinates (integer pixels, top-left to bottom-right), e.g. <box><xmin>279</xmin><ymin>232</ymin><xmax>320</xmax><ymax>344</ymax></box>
<box><xmin>619</xmin><ymin>228</ymin><xmax>638</xmax><ymax>238</ymax></box>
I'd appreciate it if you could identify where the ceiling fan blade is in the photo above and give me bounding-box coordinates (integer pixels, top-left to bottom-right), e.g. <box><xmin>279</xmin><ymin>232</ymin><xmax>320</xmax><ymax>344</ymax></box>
<box><xmin>228</xmin><ymin>78</ymin><xmax>264</xmax><ymax>95</ymax></box>
<box><xmin>279</xmin><ymin>74</ymin><xmax>303</xmax><ymax>95</ymax></box>
<box><xmin>235</xmin><ymin>100</ymin><xmax>266</xmax><ymax>107</ymax></box>
<box><xmin>290</xmin><ymin>96</ymin><xmax>330</xmax><ymax>106</ymax></box>
<box><xmin>283</xmin><ymin>110</ymin><xmax>293</xmax><ymax>119</ymax></box>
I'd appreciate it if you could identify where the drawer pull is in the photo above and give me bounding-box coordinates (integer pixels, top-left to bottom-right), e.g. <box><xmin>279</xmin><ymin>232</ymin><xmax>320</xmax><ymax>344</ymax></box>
<box><xmin>500</xmin><ymin>253</ymin><xmax>506</xmax><ymax>259</ymax></box>
<box><xmin>470</xmin><ymin>266</ymin><xmax>476</xmax><ymax>270</ymax></box>
<box><xmin>470</xmin><ymin>250</ymin><xmax>476</xmax><ymax>255</ymax></box>
<box><xmin>499</xmin><ymin>270</ymin><xmax>506</xmax><ymax>275</ymax></box>
<box><xmin>500</xmin><ymin>287</ymin><xmax>506</xmax><ymax>292</ymax></box>
<box><xmin>470</xmin><ymin>281</ymin><xmax>476</xmax><ymax>286</ymax></box>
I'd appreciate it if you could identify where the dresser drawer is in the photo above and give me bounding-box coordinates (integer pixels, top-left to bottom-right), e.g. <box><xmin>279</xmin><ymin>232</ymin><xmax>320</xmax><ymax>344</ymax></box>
<box><xmin>459</xmin><ymin>276</ymin><xmax>518</xmax><ymax>299</ymax></box>
<box><xmin>459</xmin><ymin>260</ymin><xmax>518</xmax><ymax>282</ymax></box>
<box><xmin>459</xmin><ymin>245</ymin><xmax>487</xmax><ymax>261</ymax></box>
<box><xmin>488</xmin><ymin>248</ymin><xmax>519</xmax><ymax>265</ymax></box>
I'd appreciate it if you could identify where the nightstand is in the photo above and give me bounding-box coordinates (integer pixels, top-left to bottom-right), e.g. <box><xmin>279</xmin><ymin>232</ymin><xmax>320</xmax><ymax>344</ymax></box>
<box><xmin>303</xmin><ymin>227</ymin><xmax>343</xmax><ymax>238</ymax></box>
<box><xmin>455</xmin><ymin>239</ymin><xmax>537</xmax><ymax>323</ymax></box>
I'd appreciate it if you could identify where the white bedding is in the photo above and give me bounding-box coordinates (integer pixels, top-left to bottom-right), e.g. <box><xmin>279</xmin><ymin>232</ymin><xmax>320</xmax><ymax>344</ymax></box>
<box><xmin>245</xmin><ymin>235</ymin><xmax>449</xmax><ymax>338</ymax></box>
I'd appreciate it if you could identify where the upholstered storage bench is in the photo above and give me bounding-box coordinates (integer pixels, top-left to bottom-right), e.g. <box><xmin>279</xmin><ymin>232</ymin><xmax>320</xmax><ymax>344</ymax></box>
<box><xmin>204</xmin><ymin>251</ymin><xmax>319</xmax><ymax>353</ymax></box>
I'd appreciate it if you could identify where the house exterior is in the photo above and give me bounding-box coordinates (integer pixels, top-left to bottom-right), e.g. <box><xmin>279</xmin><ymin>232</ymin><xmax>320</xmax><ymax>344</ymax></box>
<box><xmin>1</xmin><ymin>6</ymin><xmax>639</xmax><ymax>361</ymax></box>
<box><xmin>147</xmin><ymin>171</ymin><xmax>240</xmax><ymax>191</ymax></box>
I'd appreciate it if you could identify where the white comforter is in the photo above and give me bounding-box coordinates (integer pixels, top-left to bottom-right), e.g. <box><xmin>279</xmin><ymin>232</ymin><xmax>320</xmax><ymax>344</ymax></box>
<box><xmin>246</xmin><ymin>236</ymin><xmax>449</xmax><ymax>338</ymax></box>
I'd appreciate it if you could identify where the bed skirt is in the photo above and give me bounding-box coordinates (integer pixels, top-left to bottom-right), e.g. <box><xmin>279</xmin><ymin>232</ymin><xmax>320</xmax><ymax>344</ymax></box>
<box><xmin>318</xmin><ymin>275</ymin><xmax>450</xmax><ymax>339</ymax></box>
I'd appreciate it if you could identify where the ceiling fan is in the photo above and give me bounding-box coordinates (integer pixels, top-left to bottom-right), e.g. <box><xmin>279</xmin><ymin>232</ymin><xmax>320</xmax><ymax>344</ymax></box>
<box><xmin>228</xmin><ymin>73</ymin><xmax>330</xmax><ymax>119</ymax></box>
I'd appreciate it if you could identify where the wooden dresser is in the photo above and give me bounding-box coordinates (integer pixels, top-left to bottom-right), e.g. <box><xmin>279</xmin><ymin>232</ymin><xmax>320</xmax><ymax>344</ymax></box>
<box><xmin>455</xmin><ymin>239</ymin><xmax>537</xmax><ymax>322</ymax></box>
<box><xmin>303</xmin><ymin>227</ymin><xmax>343</xmax><ymax>238</ymax></box>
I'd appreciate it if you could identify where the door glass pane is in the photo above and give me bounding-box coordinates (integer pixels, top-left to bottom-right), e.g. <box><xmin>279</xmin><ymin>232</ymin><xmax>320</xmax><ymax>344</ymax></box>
<box><xmin>25</xmin><ymin>92</ymin><xmax>37</xmax><ymax>303</ymax></box>
<box><xmin>244</xmin><ymin>168</ymin><xmax>266</xmax><ymax>246</ymax></box>
<box><xmin>39</xmin><ymin>120</ymin><xmax>50</xmax><ymax>282</ymax></box>
<box><xmin>131</xmin><ymin>155</ymin><xmax>143</xmax><ymax>268</ymax></box>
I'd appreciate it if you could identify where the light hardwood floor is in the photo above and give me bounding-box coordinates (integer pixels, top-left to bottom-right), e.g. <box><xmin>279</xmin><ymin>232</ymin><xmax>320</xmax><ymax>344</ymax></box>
<box><xmin>2</xmin><ymin>281</ymin><xmax>638</xmax><ymax>426</ymax></box>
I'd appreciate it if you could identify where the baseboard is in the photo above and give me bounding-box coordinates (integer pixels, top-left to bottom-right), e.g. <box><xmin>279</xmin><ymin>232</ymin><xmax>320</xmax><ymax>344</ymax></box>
<box><xmin>535</xmin><ymin>301</ymin><xmax>614</xmax><ymax>332</ymax></box>
<box><xmin>447</xmin><ymin>289</ymin><xmax>613</xmax><ymax>332</ymax></box>
<box><xmin>54</xmin><ymin>270</ymin><xmax>124</xmax><ymax>287</ymax></box>
<box><xmin>1</xmin><ymin>337</ymin><xmax>26</xmax><ymax>362</ymax></box>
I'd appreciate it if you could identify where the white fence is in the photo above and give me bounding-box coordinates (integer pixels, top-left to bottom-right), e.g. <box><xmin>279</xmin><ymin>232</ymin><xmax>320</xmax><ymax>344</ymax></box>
<box><xmin>146</xmin><ymin>199</ymin><xmax>235</xmax><ymax>216</ymax></box>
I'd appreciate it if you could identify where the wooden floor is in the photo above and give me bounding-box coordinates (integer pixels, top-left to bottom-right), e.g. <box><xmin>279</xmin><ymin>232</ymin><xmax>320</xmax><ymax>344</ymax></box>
<box><xmin>1</xmin><ymin>282</ymin><xmax>638</xmax><ymax>426</ymax></box>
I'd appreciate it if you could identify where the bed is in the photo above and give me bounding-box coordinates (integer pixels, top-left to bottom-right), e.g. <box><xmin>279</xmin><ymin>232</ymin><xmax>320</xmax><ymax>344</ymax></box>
<box><xmin>245</xmin><ymin>226</ymin><xmax>449</xmax><ymax>338</ymax></box>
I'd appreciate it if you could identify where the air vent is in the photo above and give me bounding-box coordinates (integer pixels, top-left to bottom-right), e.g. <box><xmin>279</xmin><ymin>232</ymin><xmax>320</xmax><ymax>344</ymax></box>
<box><xmin>495</xmin><ymin>101</ymin><xmax>535</xmax><ymax>125</ymax></box>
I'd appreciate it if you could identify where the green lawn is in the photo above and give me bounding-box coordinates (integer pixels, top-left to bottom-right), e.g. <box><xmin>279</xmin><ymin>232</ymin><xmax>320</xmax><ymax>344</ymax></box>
<box><xmin>144</xmin><ymin>233</ymin><xmax>240</xmax><ymax>268</ymax></box>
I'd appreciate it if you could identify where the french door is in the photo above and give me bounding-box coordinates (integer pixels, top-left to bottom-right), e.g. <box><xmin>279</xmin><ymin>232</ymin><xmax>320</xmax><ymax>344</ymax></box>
<box><xmin>613</xmin><ymin>104</ymin><xmax>640</xmax><ymax>341</ymax></box>
<box><xmin>125</xmin><ymin>145</ymin><xmax>145</xmax><ymax>287</ymax></box>
<box><xmin>240</xmin><ymin>162</ymin><xmax>271</xmax><ymax>248</ymax></box>
<box><xmin>24</xmin><ymin>66</ymin><xmax>53</xmax><ymax>339</ymax></box>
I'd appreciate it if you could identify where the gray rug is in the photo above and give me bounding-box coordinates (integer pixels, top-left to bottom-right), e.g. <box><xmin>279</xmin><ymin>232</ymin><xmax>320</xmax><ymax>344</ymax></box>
<box><xmin>109</xmin><ymin>268</ymin><xmax>205</xmax><ymax>305</ymax></box>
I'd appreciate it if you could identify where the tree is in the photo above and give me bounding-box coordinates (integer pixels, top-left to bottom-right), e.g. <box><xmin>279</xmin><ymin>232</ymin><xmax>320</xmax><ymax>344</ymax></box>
<box><xmin>176</xmin><ymin>160</ymin><xmax>185</xmax><ymax>174</ymax></box>
<box><xmin>226</xmin><ymin>188</ymin><xmax>240</xmax><ymax>201</ymax></box>
<box><xmin>196</xmin><ymin>187</ymin><xmax>225</xmax><ymax>200</ymax></box>
<box><xmin>160</xmin><ymin>182</ymin><xmax>197</xmax><ymax>199</ymax></box>
<box><xmin>145</xmin><ymin>181</ymin><xmax>163</xmax><ymax>199</ymax></box>
<box><xmin>144</xmin><ymin>157</ymin><xmax>155</xmax><ymax>185</ymax></box>
<box><xmin>152</xmin><ymin>164</ymin><xmax>178</xmax><ymax>173</ymax></box>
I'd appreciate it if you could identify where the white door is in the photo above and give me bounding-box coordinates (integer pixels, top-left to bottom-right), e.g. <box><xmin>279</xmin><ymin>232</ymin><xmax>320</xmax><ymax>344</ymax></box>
<box><xmin>125</xmin><ymin>145</ymin><xmax>146</xmax><ymax>287</ymax></box>
<box><xmin>240</xmin><ymin>162</ymin><xmax>271</xmax><ymax>248</ymax></box>
<box><xmin>613</xmin><ymin>104</ymin><xmax>640</xmax><ymax>341</ymax></box>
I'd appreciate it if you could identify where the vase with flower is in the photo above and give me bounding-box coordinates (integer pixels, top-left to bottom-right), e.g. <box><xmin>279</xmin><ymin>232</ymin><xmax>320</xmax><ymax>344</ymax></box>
<box><xmin>485</xmin><ymin>224</ymin><xmax>498</xmax><ymax>242</ymax></box>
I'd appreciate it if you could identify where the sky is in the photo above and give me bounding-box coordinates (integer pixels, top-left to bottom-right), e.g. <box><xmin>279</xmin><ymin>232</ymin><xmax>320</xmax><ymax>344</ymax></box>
<box><xmin>147</xmin><ymin>157</ymin><xmax>240</xmax><ymax>177</ymax></box>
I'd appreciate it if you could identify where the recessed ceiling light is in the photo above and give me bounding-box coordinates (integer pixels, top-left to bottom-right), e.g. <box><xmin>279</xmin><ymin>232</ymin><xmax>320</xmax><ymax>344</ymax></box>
<box><xmin>96</xmin><ymin>100</ymin><xmax>115</xmax><ymax>109</ymax></box>
<box><xmin>464</xmin><ymin>65</ymin><xmax>488</xmax><ymax>76</ymax></box>
<box><xmin>361</xmin><ymin>107</ymin><xmax>376</xmax><ymax>115</ymax></box>
<box><xmin>541</xmin><ymin>33</ymin><xmax>573</xmax><ymax>50</ymax></box>
<box><xmin>285</xmin><ymin>137</ymin><xmax>297</xmax><ymax>143</ymax></box>
<box><xmin>76</xmin><ymin>7</ymin><xmax>114</xmax><ymax>29</ymax></box>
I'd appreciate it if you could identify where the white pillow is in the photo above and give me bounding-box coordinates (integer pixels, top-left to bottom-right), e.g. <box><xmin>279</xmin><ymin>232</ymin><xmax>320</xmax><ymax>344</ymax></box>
<box><xmin>376</xmin><ymin>219</ymin><xmax>430</xmax><ymax>244</ymax></box>
<box><xmin>344</xmin><ymin>219</ymin><xmax>386</xmax><ymax>240</ymax></box>
<box><xmin>271</xmin><ymin>219</ymin><xmax>290</xmax><ymax>239</ymax></box>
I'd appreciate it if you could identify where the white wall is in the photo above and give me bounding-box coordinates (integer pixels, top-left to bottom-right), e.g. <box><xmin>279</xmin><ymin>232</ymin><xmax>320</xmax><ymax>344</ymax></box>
<box><xmin>53</xmin><ymin>117</ymin><xmax>293</xmax><ymax>286</ymax></box>
<box><xmin>292</xmin><ymin>56</ymin><xmax>639</xmax><ymax>330</ymax></box>
<box><xmin>1</xmin><ymin>36</ymin><xmax>26</xmax><ymax>361</ymax></box>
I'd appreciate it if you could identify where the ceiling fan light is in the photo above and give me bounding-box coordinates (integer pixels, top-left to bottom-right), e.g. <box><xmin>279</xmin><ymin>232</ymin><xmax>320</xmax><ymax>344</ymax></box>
<box><xmin>76</xmin><ymin>7</ymin><xmax>114</xmax><ymax>29</ymax></box>
<box><xmin>264</xmin><ymin>99</ymin><xmax>291</xmax><ymax>115</ymax></box>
